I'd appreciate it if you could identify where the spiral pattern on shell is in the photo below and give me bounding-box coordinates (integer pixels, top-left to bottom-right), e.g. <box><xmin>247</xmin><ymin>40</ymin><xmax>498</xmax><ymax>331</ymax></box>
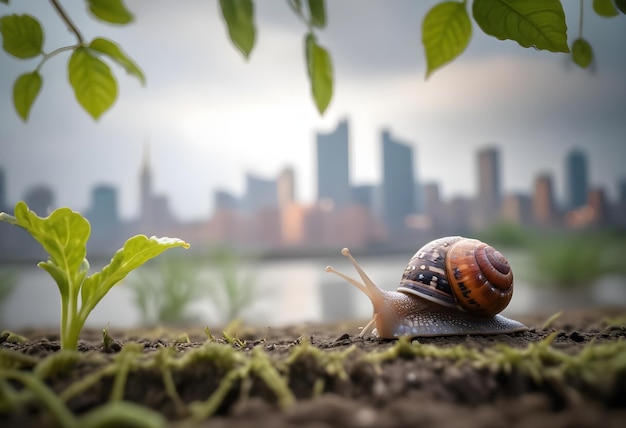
<box><xmin>397</xmin><ymin>236</ymin><xmax>514</xmax><ymax>318</ymax></box>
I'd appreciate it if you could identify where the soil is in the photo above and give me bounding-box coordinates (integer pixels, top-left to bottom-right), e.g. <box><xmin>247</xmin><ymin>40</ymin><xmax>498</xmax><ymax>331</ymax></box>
<box><xmin>1</xmin><ymin>307</ymin><xmax>626</xmax><ymax>428</ymax></box>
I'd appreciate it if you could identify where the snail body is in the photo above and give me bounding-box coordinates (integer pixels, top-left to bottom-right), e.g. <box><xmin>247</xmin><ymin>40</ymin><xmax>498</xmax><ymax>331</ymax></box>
<box><xmin>325</xmin><ymin>236</ymin><xmax>527</xmax><ymax>338</ymax></box>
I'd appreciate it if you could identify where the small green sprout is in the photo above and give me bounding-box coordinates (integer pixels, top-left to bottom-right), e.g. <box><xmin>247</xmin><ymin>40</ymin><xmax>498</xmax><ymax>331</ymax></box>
<box><xmin>0</xmin><ymin>201</ymin><xmax>190</xmax><ymax>351</ymax></box>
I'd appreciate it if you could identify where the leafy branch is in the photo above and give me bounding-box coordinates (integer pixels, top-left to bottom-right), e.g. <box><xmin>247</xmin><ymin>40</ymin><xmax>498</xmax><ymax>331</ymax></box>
<box><xmin>1</xmin><ymin>0</ymin><xmax>624</xmax><ymax>122</ymax></box>
<box><xmin>0</xmin><ymin>0</ymin><xmax>144</xmax><ymax>121</ymax></box>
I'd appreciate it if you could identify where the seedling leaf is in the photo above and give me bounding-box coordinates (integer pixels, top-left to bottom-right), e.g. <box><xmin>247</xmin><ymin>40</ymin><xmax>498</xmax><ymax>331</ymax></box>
<box><xmin>68</xmin><ymin>47</ymin><xmax>118</xmax><ymax>120</ymax></box>
<box><xmin>0</xmin><ymin>14</ymin><xmax>43</xmax><ymax>58</ymax></box>
<box><xmin>219</xmin><ymin>0</ymin><xmax>256</xmax><ymax>59</ymax></box>
<box><xmin>12</xmin><ymin>202</ymin><xmax>90</xmax><ymax>290</ymax></box>
<box><xmin>472</xmin><ymin>0</ymin><xmax>569</xmax><ymax>53</ymax></box>
<box><xmin>80</xmin><ymin>235</ymin><xmax>190</xmax><ymax>316</ymax></box>
<box><xmin>422</xmin><ymin>1</ymin><xmax>472</xmax><ymax>78</ymax></box>
<box><xmin>89</xmin><ymin>37</ymin><xmax>146</xmax><ymax>85</ymax></box>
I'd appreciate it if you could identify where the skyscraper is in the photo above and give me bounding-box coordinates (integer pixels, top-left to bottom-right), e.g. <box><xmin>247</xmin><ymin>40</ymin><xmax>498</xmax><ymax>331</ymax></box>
<box><xmin>0</xmin><ymin>167</ymin><xmax>6</xmax><ymax>211</ymax></box>
<box><xmin>566</xmin><ymin>148</ymin><xmax>589</xmax><ymax>210</ymax></box>
<box><xmin>316</xmin><ymin>119</ymin><xmax>351</xmax><ymax>208</ymax></box>
<box><xmin>381</xmin><ymin>129</ymin><xmax>415</xmax><ymax>236</ymax></box>
<box><xmin>277</xmin><ymin>166</ymin><xmax>296</xmax><ymax>208</ymax></box>
<box><xmin>244</xmin><ymin>173</ymin><xmax>278</xmax><ymax>213</ymax></box>
<box><xmin>475</xmin><ymin>146</ymin><xmax>502</xmax><ymax>228</ymax></box>
<box><xmin>533</xmin><ymin>173</ymin><xmax>557</xmax><ymax>226</ymax></box>
<box><xmin>87</xmin><ymin>185</ymin><xmax>120</xmax><ymax>245</ymax></box>
<box><xmin>139</xmin><ymin>141</ymin><xmax>153</xmax><ymax>224</ymax></box>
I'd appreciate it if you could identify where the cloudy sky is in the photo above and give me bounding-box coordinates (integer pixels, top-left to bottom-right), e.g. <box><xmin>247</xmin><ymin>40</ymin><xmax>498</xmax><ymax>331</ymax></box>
<box><xmin>1</xmin><ymin>0</ymin><xmax>625</xmax><ymax>221</ymax></box>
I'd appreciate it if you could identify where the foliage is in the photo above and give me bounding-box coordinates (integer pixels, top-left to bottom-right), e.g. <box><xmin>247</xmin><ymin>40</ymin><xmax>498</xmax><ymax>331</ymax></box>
<box><xmin>126</xmin><ymin>248</ymin><xmax>256</xmax><ymax>326</ymax></box>
<box><xmin>1</xmin><ymin>0</ymin><xmax>623</xmax><ymax>121</ymax></box>
<box><xmin>0</xmin><ymin>269</ymin><xmax>16</xmax><ymax>306</ymax></box>
<box><xmin>475</xmin><ymin>224</ymin><xmax>626</xmax><ymax>289</ymax></box>
<box><xmin>0</xmin><ymin>201</ymin><xmax>189</xmax><ymax>350</ymax></box>
<box><xmin>205</xmin><ymin>247</ymin><xmax>257</xmax><ymax>324</ymax></box>
<box><xmin>526</xmin><ymin>230</ymin><xmax>626</xmax><ymax>289</ymax></box>
<box><xmin>126</xmin><ymin>255</ymin><xmax>208</xmax><ymax>325</ymax></box>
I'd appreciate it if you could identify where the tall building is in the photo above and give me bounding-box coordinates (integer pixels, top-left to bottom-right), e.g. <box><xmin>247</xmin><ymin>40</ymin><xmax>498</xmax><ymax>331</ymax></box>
<box><xmin>277</xmin><ymin>166</ymin><xmax>296</xmax><ymax>208</ymax></box>
<box><xmin>565</xmin><ymin>148</ymin><xmax>589</xmax><ymax>210</ymax></box>
<box><xmin>501</xmin><ymin>193</ymin><xmax>532</xmax><ymax>226</ymax></box>
<box><xmin>214</xmin><ymin>190</ymin><xmax>240</xmax><ymax>212</ymax></box>
<box><xmin>475</xmin><ymin>146</ymin><xmax>502</xmax><ymax>228</ymax></box>
<box><xmin>23</xmin><ymin>185</ymin><xmax>54</xmax><ymax>215</ymax></box>
<box><xmin>139</xmin><ymin>141</ymin><xmax>154</xmax><ymax>225</ymax></box>
<box><xmin>88</xmin><ymin>185</ymin><xmax>119</xmax><ymax>228</ymax></box>
<box><xmin>137</xmin><ymin>141</ymin><xmax>175</xmax><ymax>231</ymax></box>
<box><xmin>381</xmin><ymin>129</ymin><xmax>415</xmax><ymax>236</ymax></box>
<box><xmin>316</xmin><ymin>119</ymin><xmax>351</xmax><ymax>208</ymax></box>
<box><xmin>351</xmin><ymin>184</ymin><xmax>375</xmax><ymax>209</ymax></box>
<box><xmin>0</xmin><ymin>167</ymin><xmax>6</xmax><ymax>211</ymax></box>
<box><xmin>588</xmin><ymin>187</ymin><xmax>608</xmax><ymax>226</ymax></box>
<box><xmin>86</xmin><ymin>185</ymin><xmax>120</xmax><ymax>250</ymax></box>
<box><xmin>244</xmin><ymin>173</ymin><xmax>278</xmax><ymax>213</ymax></box>
<box><xmin>619</xmin><ymin>178</ymin><xmax>626</xmax><ymax>206</ymax></box>
<box><xmin>532</xmin><ymin>173</ymin><xmax>557</xmax><ymax>226</ymax></box>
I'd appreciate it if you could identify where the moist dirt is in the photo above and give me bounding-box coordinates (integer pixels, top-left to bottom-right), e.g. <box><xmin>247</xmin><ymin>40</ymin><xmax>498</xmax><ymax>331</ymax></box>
<box><xmin>1</xmin><ymin>307</ymin><xmax>626</xmax><ymax>428</ymax></box>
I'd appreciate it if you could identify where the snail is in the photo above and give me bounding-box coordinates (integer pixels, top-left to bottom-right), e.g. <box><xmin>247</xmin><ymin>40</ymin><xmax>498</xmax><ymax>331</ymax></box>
<box><xmin>325</xmin><ymin>236</ymin><xmax>528</xmax><ymax>338</ymax></box>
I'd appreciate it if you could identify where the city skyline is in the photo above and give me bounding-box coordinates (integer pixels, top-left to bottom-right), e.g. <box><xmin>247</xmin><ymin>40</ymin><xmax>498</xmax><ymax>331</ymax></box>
<box><xmin>1</xmin><ymin>119</ymin><xmax>623</xmax><ymax>240</ymax></box>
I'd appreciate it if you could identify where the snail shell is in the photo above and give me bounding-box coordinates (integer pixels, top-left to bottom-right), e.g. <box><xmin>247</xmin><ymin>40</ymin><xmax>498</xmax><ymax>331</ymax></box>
<box><xmin>398</xmin><ymin>236</ymin><xmax>513</xmax><ymax>317</ymax></box>
<box><xmin>325</xmin><ymin>236</ymin><xmax>527</xmax><ymax>338</ymax></box>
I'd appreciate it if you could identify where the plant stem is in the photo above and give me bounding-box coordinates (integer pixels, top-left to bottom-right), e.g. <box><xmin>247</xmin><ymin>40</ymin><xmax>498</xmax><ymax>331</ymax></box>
<box><xmin>579</xmin><ymin>0</ymin><xmax>584</xmax><ymax>38</ymax></box>
<box><xmin>50</xmin><ymin>0</ymin><xmax>85</xmax><ymax>44</ymax></box>
<box><xmin>0</xmin><ymin>370</ymin><xmax>78</xmax><ymax>428</ymax></box>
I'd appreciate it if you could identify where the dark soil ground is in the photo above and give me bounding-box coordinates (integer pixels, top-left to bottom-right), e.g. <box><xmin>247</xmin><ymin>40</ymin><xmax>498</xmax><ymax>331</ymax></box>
<box><xmin>1</xmin><ymin>307</ymin><xmax>626</xmax><ymax>428</ymax></box>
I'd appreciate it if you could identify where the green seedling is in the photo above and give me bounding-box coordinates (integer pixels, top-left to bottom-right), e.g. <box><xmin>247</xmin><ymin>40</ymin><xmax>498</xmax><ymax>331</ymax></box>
<box><xmin>0</xmin><ymin>201</ymin><xmax>189</xmax><ymax>351</ymax></box>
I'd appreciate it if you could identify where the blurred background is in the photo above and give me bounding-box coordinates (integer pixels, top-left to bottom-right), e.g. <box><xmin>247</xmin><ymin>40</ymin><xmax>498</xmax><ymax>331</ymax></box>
<box><xmin>1</xmin><ymin>1</ymin><xmax>625</xmax><ymax>330</ymax></box>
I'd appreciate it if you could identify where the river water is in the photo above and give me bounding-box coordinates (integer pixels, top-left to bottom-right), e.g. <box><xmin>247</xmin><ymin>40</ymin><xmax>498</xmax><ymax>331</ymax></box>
<box><xmin>1</xmin><ymin>250</ymin><xmax>625</xmax><ymax>330</ymax></box>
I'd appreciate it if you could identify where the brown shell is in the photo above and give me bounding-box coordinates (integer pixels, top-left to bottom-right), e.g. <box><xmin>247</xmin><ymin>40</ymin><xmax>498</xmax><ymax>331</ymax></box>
<box><xmin>397</xmin><ymin>236</ymin><xmax>514</xmax><ymax>317</ymax></box>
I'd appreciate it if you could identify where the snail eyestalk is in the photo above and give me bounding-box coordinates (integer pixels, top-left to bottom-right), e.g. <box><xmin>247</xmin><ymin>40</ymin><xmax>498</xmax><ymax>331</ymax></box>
<box><xmin>326</xmin><ymin>248</ymin><xmax>387</xmax><ymax>337</ymax></box>
<box><xmin>326</xmin><ymin>248</ymin><xmax>385</xmax><ymax>306</ymax></box>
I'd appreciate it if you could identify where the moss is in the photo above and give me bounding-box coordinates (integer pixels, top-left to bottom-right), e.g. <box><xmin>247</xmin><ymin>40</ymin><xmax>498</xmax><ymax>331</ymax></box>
<box><xmin>1</xmin><ymin>327</ymin><xmax>625</xmax><ymax>424</ymax></box>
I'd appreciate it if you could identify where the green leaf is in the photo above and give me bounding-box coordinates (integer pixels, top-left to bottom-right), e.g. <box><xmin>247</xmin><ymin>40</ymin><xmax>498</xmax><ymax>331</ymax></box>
<box><xmin>86</xmin><ymin>0</ymin><xmax>133</xmax><ymax>24</ymax></box>
<box><xmin>572</xmin><ymin>38</ymin><xmax>593</xmax><ymax>68</ymax></box>
<box><xmin>593</xmin><ymin>0</ymin><xmax>619</xmax><ymax>17</ymax></box>
<box><xmin>219</xmin><ymin>0</ymin><xmax>256</xmax><ymax>59</ymax></box>
<box><xmin>7</xmin><ymin>202</ymin><xmax>90</xmax><ymax>296</ymax></box>
<box><xmin>80</xmin><ymin>235</ymin><xmax>190</xmax><ymax>316</ymax></box>
<box><xmin>89</xmin><ymin>37</ymin><xmax>145</xmax><ymax>85</ymax></box>
<box><xmin>0</xmin><ymin>14</ymin><xmax>43</xmax><ymax>58</ymax></box>
<box><xmin>308</xmin><ymin>0</ymin><xmax>326</xmax><ymax>28</ymax></box>
<box><xmin>305</xmin><ymin>33</ymin><xmax>333</xmax><ymax>114</ymax></box>
<box><xmin>422</xmin><ymin>1</ymin><xmax>471</xmax><ymax>78</ymax></box>
<box><xmin>472</xmin><ymin>0</ymin><xmax>570</xmax><ymax>53</ymax></box>
<box><xmin>13</xmin><ymin>71</ymin><xmax>42</xmax><ymax>121</ymax></box>
<box><xmin>0</xmin><ymin>1</ymin><xmax>9</xmax><ymax>5</ymax></box>
<box><xmin>616</xmin><ymin>0</ymin><xmax>626</xmax><ymax>14</ymax></box>
<box><xmin>68</xmin><ymin>47</ymin><xmax>118</xmax><ymax>120</ymax></box>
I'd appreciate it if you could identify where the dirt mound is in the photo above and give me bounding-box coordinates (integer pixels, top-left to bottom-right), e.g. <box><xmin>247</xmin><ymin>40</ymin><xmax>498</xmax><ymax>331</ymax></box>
<box><xmin>1</xmin><ymin>308</ymin><xmax>625</xmax><ymax>427</ymax></box>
